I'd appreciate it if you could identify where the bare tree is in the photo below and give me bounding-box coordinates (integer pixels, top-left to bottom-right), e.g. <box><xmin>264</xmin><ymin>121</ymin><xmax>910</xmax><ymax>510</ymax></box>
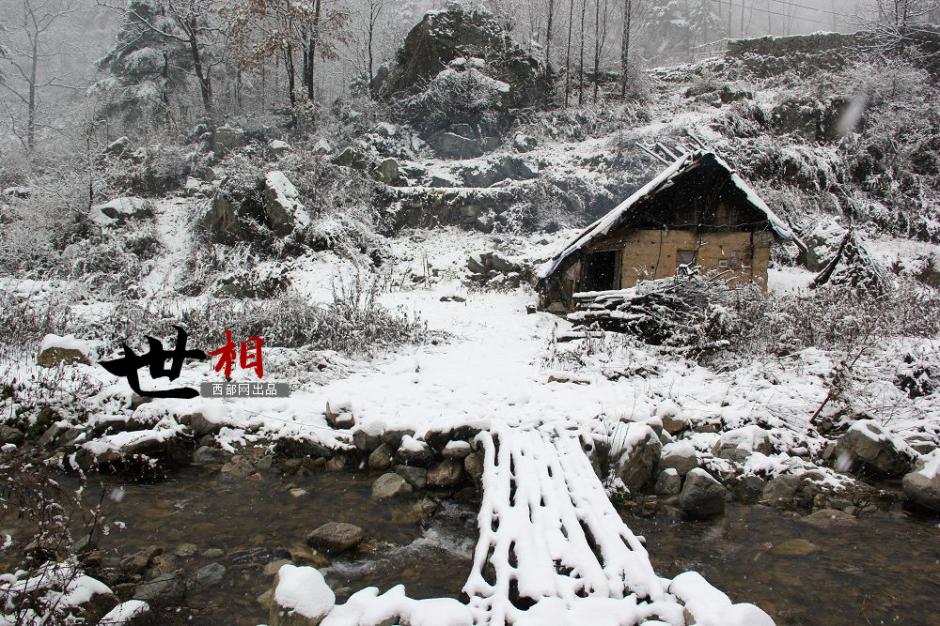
<box><xmin>545</xmin><ymin>0</ymin><xmax>556</xmax><ymax>72</ymax></box>
<box><xmin>0</xmin><ymin>0</ymin><xmax>77</xmax><ymax>150</ymax></box>
<box><xmin>870</xmin><ymin>0</ymin><xmax>940</xmax><ymax>52</ymax></box>
<box><xmin>226</xmin><ymin>0</ymin><xmax>346</xmax><ymax>108</ymax></box>
<box><xmin>592</xmin><ymin>0</ymin><xmax>609</xmax><ymax>103</ymax></box>
<box><xmin>365</xmin><ymin>0</ymin><xmax>383</xmax><ymax>95</ymax></box>
<box><xmin>564</xmin><ymin>0</ymin><xmax>574</xmax><ymax>106</ymax></box>
<box><xmin>578</xmin><ymin>0</ymin><xmax>587</xmax><ymax>105</ymax></box>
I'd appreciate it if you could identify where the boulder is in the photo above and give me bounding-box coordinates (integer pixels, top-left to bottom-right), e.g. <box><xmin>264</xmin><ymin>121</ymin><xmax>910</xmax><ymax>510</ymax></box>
<box><xmin>214</xmin><ymin>125</ymin><xmax>246</xmax><ymax>151</ymax></box>
<box><xmin>269</xmin><ymin>565</ymin><xmax>335</xmax><ymax>626</ymax></box>
<box><xmin>442</xmin><ymin>440</ymin><xmax>472</xmax><ymax>459</ymax></box>
<box><xmin>372</xmin><ymin>472</ymin><xmax>413</xmax><ymax>499</ymax></box>
<box><xmin>368</xmin><ymin>443</ymin><xmax>394</xmax><ymax>470</ymax></box>
<box><xmin>427</xmin><ymin>131</ymin><xmax>483</xmax><ymax>159</ymax></box>
<box><xmin>679</xmin><ymin>468</ymin><xmax>726</xmax><ymax>518</ymax></box>
<box><xmin>0</xmin><ymin>425</ymin><xmax>25</xmax><ymax>445</ymax></box>
<box><xmin>37</xmin><ymin>334</ymin><xmax>91</xmax><ymax>367</ymax></box>
<box><xmin>655</xmin><ymin>468</ymin><xmax>682</xmax><ymax>496</ymax></box>
<box><xmin>464</xmin><ymin>452</ymin><xmax>484</xmax><ymax>483</ymax></box>
<box><xmin>306</xmin><ymin>522</ymin><xmax>364</xmax><ymax>556</ymax></box>
<box><xmin>397</xmin><ymin>435</ymin><xmax>435</xmax><ymax>467</ymax></box>
<box><xmin>269</xmin><ymin>139</ymin><xmax>292</xmax><ymax>156</ymax></box>
<box><xmin>92</xmin><ymin>197</ymin><xmax>153</xmax><ymax>227</ymax></box>
<box><xmin>834</xmin><ymin>420</ymin><xmax>913</xmax><ymax>478</ymax></box>
<box><xmin>427</xmin><ymin>459</ymin><xmax>464</xmax><ymax>488</ymax></box>
<box><xmin>616</xmin><ymin>424</ymin><xmax>662</xmax><ymax>493</ymax></box>
<box><xmin>193</xmin><ymin>445</ymin><xmax>232</xmax><ymax>465</ymax></box>
<box><xmin>263</xmin><ymin>171</ymin><xmax>310</xmax><ymax>236</ymax></box>
<box><xmin>190</xmin><ymin>562</ymin><xmax>226</xmax><ymax>589</ymax></box>
<box><xmin>660</xmin><ymin>441</ymin><xmax>698</xmax><ymax>476</ymax></box>
<box><xmin>395</xmin><ymin>465</ymin><xmax>428</xmax><ymax>489</ymax></box>
<box><xmin>902</xmin><ymin>465</ymin><xmax>940</xmax><ymax>513</ymax></box>
<box><xmin>512</xmin><ymin>133</ymin><xmax>537</xmax><ymax>152</ymax></box>
<box><xmin>133</xmin><ymin>572</ymin><xmax>185</xmax><ymax>603</ymax></box>
<box><xmin>352</xmin><ymin>425</ymin><xmax>383</xmax><ymax>452</ymax></box>
<box><xmin>713</xmin><ymin>425</ymin><xmax>774</xmax><ymax>463</ymax></box>
<box><xmin>331</xmin><ymin>147</ymin><xmax>368</xmax><ymax>170</ymax></box>
<box><xmin>656</xmin><ymin>401</ymin><xmax>688</xmax><ymax>435</ymax></box>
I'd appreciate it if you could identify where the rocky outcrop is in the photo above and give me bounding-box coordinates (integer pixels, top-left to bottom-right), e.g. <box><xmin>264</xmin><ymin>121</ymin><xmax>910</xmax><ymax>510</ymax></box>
<box><xmin>263</xmin><ymin>171</ymin><xmax>310</xmax><ymax>236</ymax></box>
<box><xmin>372</xmin><ymin>6</ymin><xmax>549</xmax><ymax>111</ymax></box>
<box><xmin>833</xmin><ymin>420</ymin><xmax>913</xmax><ymax>478</ymax></box>
<box><xmin>427</xmin><ymin>131</ymin><xmax>484</xmax><ymax>159</ymax></box>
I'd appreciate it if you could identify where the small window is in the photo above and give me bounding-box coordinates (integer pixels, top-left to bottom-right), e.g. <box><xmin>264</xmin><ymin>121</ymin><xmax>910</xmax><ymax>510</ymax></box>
<box><xmin>676</xmin><ymin>250</ymin><xmax>697</xmax><ymax>268</ymax></box>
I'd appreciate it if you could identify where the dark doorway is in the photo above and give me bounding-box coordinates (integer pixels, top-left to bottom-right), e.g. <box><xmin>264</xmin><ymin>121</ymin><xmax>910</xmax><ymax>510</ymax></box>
<box><xmin>582</xmin><ymin>250</ymin><xmax>618</xmax><ymax>292</ymax></box>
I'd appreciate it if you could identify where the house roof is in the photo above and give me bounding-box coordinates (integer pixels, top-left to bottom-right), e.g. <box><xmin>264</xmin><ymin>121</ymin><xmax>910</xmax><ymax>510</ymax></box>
<box><xmin>537</xmin><ymin>151</ymin><xmax>798</xmax><ymax>279</ymax></box>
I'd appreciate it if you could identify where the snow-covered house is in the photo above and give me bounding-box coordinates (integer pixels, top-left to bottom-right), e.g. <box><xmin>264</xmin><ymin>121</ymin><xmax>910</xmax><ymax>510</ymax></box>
<box><xmin>537</xmin><ymin>151</ymin><xmax>797</xmax><ymax>311</ymax></box>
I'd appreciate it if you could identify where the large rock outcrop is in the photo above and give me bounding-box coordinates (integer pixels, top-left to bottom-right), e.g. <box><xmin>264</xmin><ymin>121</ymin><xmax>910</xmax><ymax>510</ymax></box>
<box><xmin>372</xmin><ymin>5</ymin><xmax>550</xmax><ymax>140</ymax></box>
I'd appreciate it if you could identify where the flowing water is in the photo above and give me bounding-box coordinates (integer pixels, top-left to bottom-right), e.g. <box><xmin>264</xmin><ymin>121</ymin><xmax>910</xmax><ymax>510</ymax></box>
<box><xmin>1</xmin><ymin>465</ymin><xmax>478</xmax><ymax>625</ymax></box>
<box><xmin>3</xmin><ymin>464</ymin><xmax>939</xmax><ymax>625</ymax></box>
<box><xmin>629</xmin><ymin>503</ymin><xmax>940</xmax><ymax>626</ymax></box>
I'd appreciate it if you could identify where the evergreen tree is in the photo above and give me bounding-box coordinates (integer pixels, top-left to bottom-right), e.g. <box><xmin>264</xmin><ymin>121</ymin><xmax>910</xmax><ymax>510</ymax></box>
<box><xmin>94</xmin><ymin>1</ymin><xmax>192</xmax><ymax>128</ymax></box>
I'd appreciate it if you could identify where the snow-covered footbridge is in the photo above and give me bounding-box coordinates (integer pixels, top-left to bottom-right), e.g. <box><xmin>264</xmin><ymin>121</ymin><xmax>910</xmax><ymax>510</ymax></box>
<box><xmin>463</xmin><ymin>425</ymin><xmax>770</xmax><ymax>625</ymax></box>
<box><xmin>298</xmin><ymin>425</ymin><xmax>774</xmax><ymax>626</ymax></box>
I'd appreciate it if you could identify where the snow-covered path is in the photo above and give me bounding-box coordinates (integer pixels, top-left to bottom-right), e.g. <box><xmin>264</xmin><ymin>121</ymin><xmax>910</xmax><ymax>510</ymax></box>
<box><xmin>139</xmin><ymin>197</ymin><xmax>198</xmax><ymax>297</ymax></box>
<box><xmin>217</xmin><ymin>289</ymin><xmax>666</xmax><ymax>444</ymax></box>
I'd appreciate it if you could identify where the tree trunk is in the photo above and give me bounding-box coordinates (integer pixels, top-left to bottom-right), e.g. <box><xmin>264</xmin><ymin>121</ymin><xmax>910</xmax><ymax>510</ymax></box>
<box><xmin>546</xmin><ymin>0</ymin><xmax>555</xmax><ymax>72</ymax></box>
<box><xmin>186</xmin><ymin>17</ymin><xmax>214</xmax><ymax>117</ymax></box>
<box><xmin>565</xmin><ymin>0</ymin><xmax>574</xmax><ymax>107</ymax></box>
<box><xmin>592</xmin><ymin>0</ymin><xmax>601</xmax><ymax>103</ymax></box>
<box><xmin>285</xmin><ymin>44</ymin><xmax>296</xmax><ymax>107</ymax></box>
<box><xmin>619</xmin><ymin>0</ymin><xmax>631</xmax><ymax>99</ymax></box>
<box><xmin>367</xmin><ymin>12</ymin><xmax>375</xmax><ymax>94</ymax></box>
<box><xmin>307</xmin><ymin>0</ymin><xmax>322</xmax><ymax>101</ymax></box>
<box><xmin>578</xmin><ymin>0</ymin><xmax>587</xmax><ymax>106</ymax></box>
<box><xmin>27</xmin><ymin>33</ymin><xmax>37</xmax><ymax>150</ymax></box>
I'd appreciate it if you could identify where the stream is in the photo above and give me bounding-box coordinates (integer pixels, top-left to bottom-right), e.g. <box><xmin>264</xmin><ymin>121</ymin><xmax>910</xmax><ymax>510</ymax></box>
<box><xmin>2</xmin><ymin>464</ymin><xmax>939</xmax><ymax>625</ymax></box>
<box><xmin>629</xmin><ymin>502</ymin><xmax>940</xmax><ymax>626</ymax></box>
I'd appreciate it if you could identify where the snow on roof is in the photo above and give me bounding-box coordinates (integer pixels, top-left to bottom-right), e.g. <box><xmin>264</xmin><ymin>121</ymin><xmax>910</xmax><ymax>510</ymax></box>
<box><xmin>538</xmin><ymin>151</ymin><xmax>797</xmax><ymax>279</ymax></box>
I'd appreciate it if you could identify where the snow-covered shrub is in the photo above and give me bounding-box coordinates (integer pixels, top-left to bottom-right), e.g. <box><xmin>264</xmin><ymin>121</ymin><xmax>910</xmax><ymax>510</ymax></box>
<box><xmin>514</xmin><ymin>103</ymin><xmax>651</xmax><ymax>143</ymax></box>
<box><xmin>104</xmin><ymin>143</ymin><xmax>201</xmax><ymax>196</ymax></box>
<box><xmin>731</xmin><ymin>278</ymin><xmax>940</xmax><ymax>359</ymax></box>
<box><xmin>0</xmin><ymin>449</ymin><xmax>110</xmax><ymax>625</ymax></box>
<box><xmin>76</xmin><ymin>276</ymin><xmax>427</xmax><ymax>356</ymax></box>
<box><xmin>0</xmin><ymin>287</ymin><xmax>74</xmax><ymax>349</ymax></box>
<box><xmin>895</xmin><ymin>349</ymin><xmax>937</xmax><ymax>399</ymax></box>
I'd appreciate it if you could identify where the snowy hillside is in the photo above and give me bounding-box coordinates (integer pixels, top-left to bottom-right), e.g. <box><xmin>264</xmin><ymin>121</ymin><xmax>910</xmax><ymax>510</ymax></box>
<box><xmin>1</xmin><ymin>5</ymin><xmax>939</xmax><ymax>625</ymax></box>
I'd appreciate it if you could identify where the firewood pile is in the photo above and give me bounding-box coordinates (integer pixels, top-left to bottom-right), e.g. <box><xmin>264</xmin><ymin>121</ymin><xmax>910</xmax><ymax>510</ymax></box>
<box><xmin>567</xmin><ymin>272</ymin><xmax>733</xmax><ymax>350</ymax></box>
